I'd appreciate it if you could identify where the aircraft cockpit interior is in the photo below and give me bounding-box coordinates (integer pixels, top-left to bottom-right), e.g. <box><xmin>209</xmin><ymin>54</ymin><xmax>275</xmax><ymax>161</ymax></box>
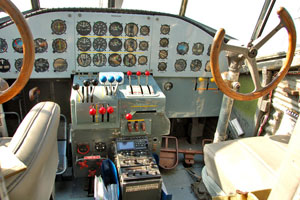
<box><xmin>0</xmin><ymin>0</ymin><xmax>299</xmax><ymax>200</ymax></box>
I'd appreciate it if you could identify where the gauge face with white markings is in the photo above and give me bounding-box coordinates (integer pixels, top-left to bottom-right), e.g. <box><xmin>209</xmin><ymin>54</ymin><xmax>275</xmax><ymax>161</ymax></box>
<box><xmin>0</xmin><ymin>38</ymin><xmax>8</xmax><ymax>53</ymax></box>
<box><xmin>93</xmin><ymin>38</ymin><xmax>107</xmax><ymax>52</ymax></box>
<box><xmin>34</xmin><ymin>58</ymin><xmax>49</xmax><ymax>72</ymax></box>
<box><xmin>123</xmin><ymin>54</ymin><xmax>136</xmax><ymax>67</ymax></box>
<box><xmin>124</xmin><ymin>39</ymin><xmax>137</xmax><ymax>52</ymax></box>
<box><xmin>192</xmin><ymin>43</ymin><xmax>204</xmax><ymax>55</ymax></box>
<box><xmin>139</xmin><ymin>41</ymin><xmax>149</xmax><ymax>51</ymax></box>
<box><xmin>12</xmin><ymin>38</ymin><xmax>23</xmax><ymax>53</ymax></box>
<box><xmin>0</xmin><ymin>58</ymin><xmax>10</xmax><ymax>72</ymax></box>
<box><xmin>77</xmin><ymin>53</ymin><xmax>91</xmax><ymax>67</ymax></box>
<box><xmin>15</xmin><ymin>58</ymin><xmax>22</xmax><ymax>72</ymax></box>
<box><xmin>140</xmin><ymin>25</ymin><xmax>150</xmax><ymax>36</ymax></box>
<box><xmin>76</xmin><ymin>21</ymin><xmax>91</xmax><ymax>36</ymax></box>
<box><xmin>34</xmin><ymin>38</ymin><xmax>48</xmax><ymax>53</ymax></box>
<box><xmin>109</xmin><ymin>22</ymin><xmax>123</xmax><ymax>36</ymax></box>
<box><xmin>109</xmin><ymin>38</ymin><xmax>122</xmax><ymax>52</ymax></box>
<box><xmin>77</xmin><ymin>37</ymin><xmax>91</xmax><ymax>51</ymax></box>
<box><xmin>160</xmin><ymin>38</ymin><xmax>169</xmax><ymax>47</ymax></box>
<box><xmin>125</xmin><ymin>23</ymin><xmax>138</xmax><ymax>37</ymax></box>
<box><xmin>138</xmin><ymin>56</ymin><xmax>147</xmax><ymax>65</ymax></box>
<box><xmin>93</xmin><ymin>21</ymin><xmax>107</xmax><ymax>36</ymax></box>
<box><xmin>160</xmin><ymin>24</ymin><xmax>170</xmax><ymax>35</ymax></box>
<box><xmin>177</xmin><ymin>42</ymin><xmax>189</xmax><ymax>55</ymax></box>
<box><xmin>52</xmin><ymin>38</ymin><xmax>67</xmax><ymax>53</ymax></box>
<box><xmin>51</xmin><ymin>19</ymin><xmax>66</xmax><ymax>35</ymax></box>
<box><xmin>190</xmin><ymin>59</ymin><xmax>202</xmax><ymax>72</ymax></box>
<box><xmin>108</xmin><ymin>54</ymin><xmax>122</xmax><ymax>67</ymax></box>
<box><xmin>93</xmin><ymin>53</ymin><xmax>106</xmax><ymax>67</ymax></box>
<box><xmin>53</xmin><ymin>58</ymin><xmax>68</xmax><ymax>72</ymax></box>
<box><xmin>174</xmin><ymin>59</ymin><xmax>186</xmax><ymax>72</ymax></box>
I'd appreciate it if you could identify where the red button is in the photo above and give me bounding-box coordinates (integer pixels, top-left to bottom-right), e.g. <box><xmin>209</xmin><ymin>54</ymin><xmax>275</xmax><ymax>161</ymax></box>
<box><xmin>145</xmin><ymin>70</ymin><xmax>150</xmax><ymax>76</ymax></box>
<box><xmin>127</xmin><ymin>71</ymin><xmax>132</xmax><ymax>76</ymax></box>
<box><xmin>89</xmin><ymin>108</ymin><xmax>96</xmax><ymax>116</ymax></box>
<box><xmin>136</xmin><ymin>71</ymin><xmax>141</xmax><ymax>76</ymax></box>
<box><xmin>99</xmin><ymin>107</ymin><xmax>106</xmax><ymax>114</ymax></box>
<box><xmin>107</xmin><ymin>106</ymin><xmax>114</xmax><ymax>114</ymax></box>
<box><xmin>125</xmin><ymin>113</ymin><xmax>132</xmax><ymax>120</ymax></box>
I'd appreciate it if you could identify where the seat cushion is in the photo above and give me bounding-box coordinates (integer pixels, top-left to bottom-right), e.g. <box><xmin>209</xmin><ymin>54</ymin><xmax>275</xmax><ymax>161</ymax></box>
<box><xmin>204</xmin><ymin>135</ymin><xmax>289</xmax><ymax>195</ymax></box>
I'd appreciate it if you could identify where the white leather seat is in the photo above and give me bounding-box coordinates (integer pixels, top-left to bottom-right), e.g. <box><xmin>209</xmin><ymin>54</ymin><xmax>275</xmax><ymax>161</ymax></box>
<box><xmin>0</xmin><ymin>102</ymin><xmax>60</xmax><ymax>200</ymax></box>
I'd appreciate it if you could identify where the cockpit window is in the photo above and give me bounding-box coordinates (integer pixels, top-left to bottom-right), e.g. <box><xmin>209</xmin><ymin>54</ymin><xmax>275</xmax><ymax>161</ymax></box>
<box><xmin>0</xmin><ymin>0</ymin><xmax>31</xmax><ymax>19</ymax></box>
<box><xmin>40</xmin><ymin>0</ymin><xmax>105</xmax><ymax>9</ymax></box>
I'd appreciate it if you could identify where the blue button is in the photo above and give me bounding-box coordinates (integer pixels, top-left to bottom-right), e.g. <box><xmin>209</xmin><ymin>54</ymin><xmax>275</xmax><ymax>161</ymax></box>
<box><xmin>100</xmin><ymin>76</ymin><xmax>107</xmax><ymax>83</ymax></box>
<box><xmin>108</xmin><ymin>76</ymin><xmax>115</xmax><ymax>83</ymax></box>
<box><xmin>116</xmin><ymin>75</ymin><xmax>123</xmax><ymax>83</ymax></box>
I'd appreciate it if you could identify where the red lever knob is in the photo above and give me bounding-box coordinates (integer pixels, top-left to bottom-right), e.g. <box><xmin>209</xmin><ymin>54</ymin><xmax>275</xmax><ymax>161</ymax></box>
<box><xmin>78</xmin><ymin>160</ymin><xmax>89</xmax><ymax>169</ymax></box>
<box><xmin>125</xmin><ymin>113</ymin><xmax>132</xmax><ymax>120</ymax></box>
<box><xmin>89</xmin><ymin>108</ymin><xmax>96</xmax><ymax>116</ymax></box>
<box><xmin>99</xmin><ymin>107</ymin><xmax>106</xmax><ymax>114</ymax></box>
<box><xmin>107</xmin><ymin>106</ymin><xmax>114</xmax><ymax>114</ymax></box>
<box><xmin>136</xmin><ymin>71</ymin><xmax>141</xmax><ymax>76</ymax></box>
<box><xmin>127</xmin><ymin>71</ymin><xmax>132</xmax><ymax>76</ymax></box>
<box><xmin>145</xmin><ymin>70</ymin><xmax>150</xmax><ymax>76</ymax></box>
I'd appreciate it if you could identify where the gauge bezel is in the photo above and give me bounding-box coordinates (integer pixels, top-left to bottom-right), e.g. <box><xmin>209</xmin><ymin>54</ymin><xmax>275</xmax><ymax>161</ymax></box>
<box><xmin>125</xmin><ymin>23</ymin><xmax>138</xmax><ymax>37</ymax></box>
<box><xmin>93</xmin><ymin>21</ymin><xmax>107</xmax><ymax>36</ymax></box>
<box><xmin>12</xmin><ymin>38</ymin><xmax>23</xmax><ymax>53</ymax></box>
<box><xmin>192</xmin><ymin>42</ymin><xmax>204</xmax><ymax>55</ymax></box>
<box><xmin>160</xmin><ymin>24</ymin><xmax>170</xmax><ymax>35</ymax></box>
<box><xmin>205</xmin><ymin>61</ymin><xmax>211</xmax><ymax>72</ymax></box>
<box><xmin>138</xmin><ymin>56</ymin><xmax>148</xmax><ymax>65</ymax></box>
<box><xmin>0</xmin><ymin>58</ymin><xmax>10</xmax><ymax>72</ymax></box>
<box><xmin>124</xmin><ymin>39</ymin><xmax>137</xmax><ymax>52</ymax></box>
<box><xmin>123</xmin><ymin>54</ymin><xmax>136</xmax><ymax>67</ymax></box>
<box><xmin>139</xmin><ymin>41</ymin><xmax>149</xmax><ymax>51</ymax></box>
<box><xmin>14</xmin><ymin>58</ymin><xmax>23</xmax><ymax>72</ymax></box>
<box><xmin>93</xmin><ymin>53</ymin><xmax>107</xmax><ymax>67</ymax></box>
<box><xmin>158</xmin><ymin>62</ymin><xmax>167</xmax><ymax>71</ymax></box>
<box><xmin>174</xmin><ymin>59</ymin><xmax>187</xmax><ymax>72</ymax></box>
<box><xmin>190</xmin><ymin>59</ymin><xmax>202</xmax><ymax>72</ymax></box>
<box><xmin>51</xmin><ymin>19</ymin><xmax>67</xmax><ymax>35</ymax></box>
<box><xmin>93</xmin><ymin>38</ymin><xmax>107</xmax><ymax>52</ymax></box>
<box><xmin>34</xmin><ymin>38</ymin><xmax>48</xmax><ymax>53</ymax></box>
<box><xmin>159</xmin><ymin>50</ymin><xmax>168</xmax><ymax>59</ymax></box>
<box><xmin>0</xmin><ymin>38</ymin><xmax>8</xmax><ymax>53</ymax></box>
<box><xmin>159</xmin><ymin>38</ymin><xmax>169</xmax><ymax>48</ymax></box>
<box><xmin>109</xmin><ymin>22</ymin><xmax>123</xmax><ymax>36</ymax></box>
<box><xmin>140</xmin><ymin>25</ymin><xmax>150</xmax><ymax>36</ymax></box>
<box><xmin>177</xmin><ymin>42</ymin><xmax>189</xmax><ymax>55</ymax></box>
<box><xmin>109</xmin><ymin>38</ymin><xmax>122</xmax><ymax>52</ymax></box>
<box><xmin>108</xmin><ymin>53</ymin><xmax>122</xmax><ymax>67</ymax></box>
<box><xmin>52</xmin><ymin>38</ymin><xmax>67</xmax><ymax>53</ymax></box>
<box><xmin>77</xmin><ymin>37</ymin><xmax>91</xmax><ymax>52</ymax></box>
<box><xmin>53</xmin><ymin>58</ymin><xmax>68</xmax><ymax>72</ymax></box>
<box><xmin>77</xmin><ymin>53</ymin><xmax>91</xmax><ymax>67</ymax></box>
<box><xmin>34</xmin><ymin>58</ymin><xmax>49</xmax><ymax>73</ymax></box>
<box><xmin>76</xmin><ymin>20</ymin><xmax>91</xmax><ymax>36</ymax></box>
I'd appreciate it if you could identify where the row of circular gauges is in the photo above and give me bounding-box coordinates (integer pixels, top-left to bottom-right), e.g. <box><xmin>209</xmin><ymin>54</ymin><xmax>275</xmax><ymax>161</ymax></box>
<box><xmin>77</xmin><ymin>37</ymin><xmax>149</xmax><ymax>52</ymax></box>
<box><xmin>158</xmin><ymin>41</ymin><xmax>210</xmax><ymax>58</ymax></box>
<box><xmin>77</xmin><ymin>53</ymin><xmax>147</xmax><ymax>67</ymax></box>
<box><xmin>0</xmin><ymin>58</ymin><xmax>68</xmax><ymax>73</ymax></box>
<box><xmin>0</xmin><ymin>38</ymin><xmax>67</xmax><ymax>54</ymax></box>
<box><xmin>51</xmin><ymin>19</ymin><xmax>153</xmax><ymax>37</ymax></box>
<box><xmin>157</xmin><ymin>59</ymin><xmax>211</xmax><ymax>72</ymax></box>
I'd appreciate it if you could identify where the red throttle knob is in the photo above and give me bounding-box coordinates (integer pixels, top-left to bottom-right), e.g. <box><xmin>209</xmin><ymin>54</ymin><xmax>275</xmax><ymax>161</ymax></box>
<box><xmin>89</xmin><ymin>108</ymin><xmax>96</xmax><ymax>116</ymax></box>
<box><xmin>136</xmin><ymin>71</ymin><xmax>141</xmax><ymax>76</ymax></box>
<box><xmin>99</xmin><ymin>107</ymin><xmax>106</xmax><ymax>114</ymax></box>
<box><xmin>127</xmin><ymin>71</ymin><xmax>132</xmax><ymax>76</ymax></box>
<box><xmin>125</xmin><ymin>113</ymin><xmax>132</xmax><ymax>120</ymax></box>
<box><xmin>145</xmin><ymin>70</ymin><xmax>150</xmax><ymax>76</ymax></box>
<box><xmin>107</xmin><ymin>106</ymin><xmax>114</xmax><ymax>114</ymax></box>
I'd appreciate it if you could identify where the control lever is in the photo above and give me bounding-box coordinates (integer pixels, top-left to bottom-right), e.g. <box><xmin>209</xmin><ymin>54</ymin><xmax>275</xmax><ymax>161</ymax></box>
<box><xmin>108</xmin><ymin>76</ymin><xmax>115</xmax><ymax>95</ymax></box>
<box><xmin>89</xmin><ymin>106</ymin><xmax>96</xmax><ymax>122</ymax></box>
<box><xmin>107</xmin><ymin>106</ymin><xmax>114</xmax><ymax>122</ymax></box>
<box><xmin>127</xmin><ymin>71</ymin><xmax>133</xmax><ymax>94</ymax></box>
<box><xmin>113</xmin><ymin>75</ymin><xmax>123</xmax><ymax>95</ymax></box>
<box><xmin>145</xmin><ymin>70</ymin><xmax>151</xmax><ymax>94</ymax></box>
<box><xmin>99</xmin><ymin>106</ymin><xmax>106</xmax><ymax>122</ymax></box>
<box><xmin>100</xmin><ymin>75</ymin><xmax>108</xmax><ymax>95</ymax></box>
<box><xmin>91</xmin><ymin>79</ymin><xmax>99</xmax><ymax>102</ymax></box>
<box><xmin>83</xmin><ymin>79</ymin><xmax>90</xmax><ymax>103</ymax></box>
<box><xmin>72</xmin><ymin>83</ymin><xmax>83</xmax><ymax>102</ymax></box>
<box><xmin>136</xmin><ymin>71</ymin><xmax>143</xmax><ymax>94</ymax></box>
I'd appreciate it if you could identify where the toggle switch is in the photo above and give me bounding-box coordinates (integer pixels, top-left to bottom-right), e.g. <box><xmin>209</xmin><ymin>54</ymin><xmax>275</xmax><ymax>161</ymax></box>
<box><xmin>73</xmin><ymin>83</ymin><xmax>83</xmax><ymax>102</ymax></box>
<box><xmin>83</xmin><ymin>79</ymin><xmax>90</xmax><ymax>103</ymax></box>
<box><xmin>100</xmin><ymin>75</ymin><xmax>107</xmax><ymax>83</ymax></box>
<box><xmin>89</xmin><ymin>108</ymin><xmax>96</xmax><ymax>116</ymax></box>
<box><xmin>136</xmin><ymin>71</ymin><xmax>141</xmax><ymax>85</ymax></box>
<box><xmin>108</xmin><ymin>76</ymin><xmax>115</xmax><ymax>95</ymax></box>
<box><xmin>114</xmin><ymin>75</ymin><xmax>123</xmax><ymax>95</ymax></box>
<box><xmin>125</xmin><ymin>113</ymin><xmax>132</xmax><ymax>120</ymax></box>
<box><xmin>134</xmin><ymin>121</ymin><xmax>139</xmax><ymax>132</ymax></box>
<box><xmin>145</xmin><ymin>70</ymin><xmax>150</xmax><ymax>85</ymax></box>
<box><xmin>91</xmin><ymin>79</ymin><xmax>99</xmax><ymax>102</ymax></box>
<box><xmin>127</xmin><ymin>71</ymin><xmax>132</xmax><ymax>85</ymax></box>
<box><xmin>99</xmin><ymin>107</ymin><xmax>106</xmax><ymax>115</ymax></box>
<box><xmin>107</xmin><ymin>106</ymin><xmax>114</xmax><ymax>114</ymax></box>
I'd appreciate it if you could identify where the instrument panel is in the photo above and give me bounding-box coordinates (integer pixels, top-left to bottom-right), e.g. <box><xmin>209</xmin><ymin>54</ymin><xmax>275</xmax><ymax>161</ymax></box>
<box><xmin>0</xmin><ymin>9</ymin><xmax>227</xmax><ymax>78</ymax></box>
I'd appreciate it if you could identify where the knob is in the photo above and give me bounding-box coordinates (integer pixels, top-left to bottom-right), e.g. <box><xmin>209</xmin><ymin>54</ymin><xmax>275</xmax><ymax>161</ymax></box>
<box><xmin>136</xmin><ymin>71</ymin><xmax>141</xmax><ymax>76</ymax></box>
<box><xmin>92</xmin><ymin>79</ymin><xmax>99</xmax><ymax>86</ymax></box>
<box><xmin>100</xmin><ymin>76</ymin><xmax>107</xmax><ymax>83</ymax></box>
<box><xmin>107</xmin><ymin>106</ymin><xmax>114</xmax><ymax>114</ymax></box>
<box><xmin>83</xmin><ymin>79</ymin><xmax>90</xmax><ymax>87</ymax></box>
<box><xmin>108</xmin><ymin>76</ymin><xmax>115</xmax><ymax>83</ymax></box>
<box><xmin>125</xmin><ymin>113</ymin><xmax>132</xmax><ymax>120</ymax></box>
<box><xmin>89</xmin><ymin>108</ymin><xmax>96</xmax><ymax>116</ymax></box>
<box><xmin>72</xmin><ymin>83</ymin><xmax>80</xmax><ymax>90</ymax></box>
<box><xmin>116</xmin><ymin>75</ymin><xmax>123</xmax><ymax>83</ymax></box>
<box><xmin>99</xmin><ymin>107</ymin><xmax>106</xmax><ymax>114</ymax></box>
<box><xmin>145</xmin><ymin>70</ymin><xmax>150</xmax><ymax>76</ymax></box>
<box><xmin>127</xmin><ymin>71</ymin><xmax>132</xmax><ymax>76</ymax></box>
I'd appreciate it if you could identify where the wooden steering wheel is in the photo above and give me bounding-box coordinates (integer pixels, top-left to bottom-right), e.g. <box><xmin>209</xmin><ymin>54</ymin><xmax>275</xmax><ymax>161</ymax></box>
<box><xmin>210</xmin><ymin>7</ymin><xmax>296</xmax><ymax>101</ymax></box>
<box><xmin>0</xmin><ymin>0</ymin><xmax>35</xmax><ymax>104</ymax></box>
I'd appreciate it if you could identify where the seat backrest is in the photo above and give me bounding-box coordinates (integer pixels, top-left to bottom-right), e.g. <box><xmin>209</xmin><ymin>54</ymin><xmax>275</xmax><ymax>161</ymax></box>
<box><xmin>268</xmin><ymin>117</ymin><xmax>300</xmax><ymax>200</ymax></box>
<box><xmin>5</xmin><ymin>102</ymin><xmax>60</xmax><ymax>200</ymax></box>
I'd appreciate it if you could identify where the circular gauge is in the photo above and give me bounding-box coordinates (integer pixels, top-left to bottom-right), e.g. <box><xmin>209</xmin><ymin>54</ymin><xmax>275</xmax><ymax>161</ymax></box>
<box><xmin>93</xmin><ymin>38</ymin><xmax>107</xmax><ymax>52</ymax></box>
<box><xmin>138</xmin><ymin>56</ymin><xmax>147</xmax><ymax>65</ymax></box>
<box><xmin>109</xmin><ymin>22</ymin><xmax>123</xmax><ymax>36</ymax></box>
<box><xmin>15</xmin><ymin>58</ymin><xmax>23</xmax><ymax>71</ymax></box>
<box><xmin>125</xmin><ymin>23</ymin><xmax>138</xmax><ymax>37</ymax></box>
<box><xmin>159</xmin><ymin>50</ymin><xmax>168</xmax><ymax>59</ymax></box>
<box><xmin>12</xmin><ymin>38</ymin><xmax>23</xmax><ymax>53</ymax></box>
<box><xmin>177</xmin><ymin>42</ymin><xmax>189</xmax><ymax>55</ymax></box>
<box><xmin>123</xmin><ymin>54</ymin><xmax>136</xmax><ymax>67</ymax></box>
<box><xmin>0</xmin><ymin>58</ymin><xmax>10</xmax><ymax>72</ymax></box>
<box><xmin>207</xmin><ymin>44</ymin><xmax>211</xmax><ymax>56</ymax></box>
<box><xmin>174</xmin><ymin>59</ymin><xmax>186</xmax><ymax>72</ymax></box>
<box><xmin>52</xmin><ymin>38</ymin><xmax>67</xmax><ymax>53</ymax></box>
<box><xmin>34</xmin><ymin>58</ymin><xmax>49</xmax><ymax>72</ymax></box>
<box><xmin>93</xmin><ymin>21</ymin><xmax>107</xmax><ymax>36</ymax></box>
<box><xmin>53</xmin><ymin>58</ymin><xmax>68</xmax><ymax>72</ymax></box>
<box><xmin>93</xmin><ymin>53</ymin><xmax>107</xmax><ymax>67</ymax></box>
<box><xmin>124</xmin><ymin>39</ymin><xmax>137</xmax><ymax>52</ymax></box>
<box><xmin>34</xmin><ymin>38</ymin><xmax>48</xmax><ymax>53</ymax></box>
<box><xmin>140</xmin><ymin>25</ymin><xmax>150</xmax><ymax>36</ymax></box>
<box><xmin>190</xmin><ymin>59</ymin><xmax>202</xmax><ymax>72</ymax></box>
<box><xmin>77</xmin><ymin>53</ymin><xmax>91</xmax><ymax>67</ymax></box>
<box><xmin>139</xmin><ymin>41</ymin><xmax>149</xmax><ymax>51</ymax></box>
<box><xmin>109</xmin><ymin>38</ymin><xmax>122</xmax><ymax>52</ymax></box>
<box><xmin>76</xmin><ymin>21</ymin><xmax>91</xmax><ymax>36</ymax></box>
<box><xmin>0</xmin><ymin>38</ymin><xmax>8</xmax><ymax>53</ymax></box>
<box><xmin>108</xmin><ymin>54</ymin><xmax>122</xmax><ymax>67</ymax></box>
<box><xmin>51</xmin><ymin>19</ymin><xmax>66</xmax><ymax>35</ymax></box>
<box><xmin>205</xmin><ymin>61</ymin><xmax>211</xmax><ymax>72</ymax></box>
<box><xmin>160</xmin><ymin>24</ymin><xmax>170</xmax><ymax>35</ymax></box>
<box><xmin>77</xmin><ymin>37</ymin><xmax>91</xmax><ymax>51</ymax></box>
<box><xmin>160</xmin><ymin>38</ymin><xmax>169</xmax><ymax>47</ymax></box>
<box><xmin>158</xmin><ymin>62</ymin><xmax>167</xmax><ymax>71</ymax></box>
<box><xmin>192</xmin><ymin>42</ymin><xmax>204</xmax><ymax>55</ymax></box>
